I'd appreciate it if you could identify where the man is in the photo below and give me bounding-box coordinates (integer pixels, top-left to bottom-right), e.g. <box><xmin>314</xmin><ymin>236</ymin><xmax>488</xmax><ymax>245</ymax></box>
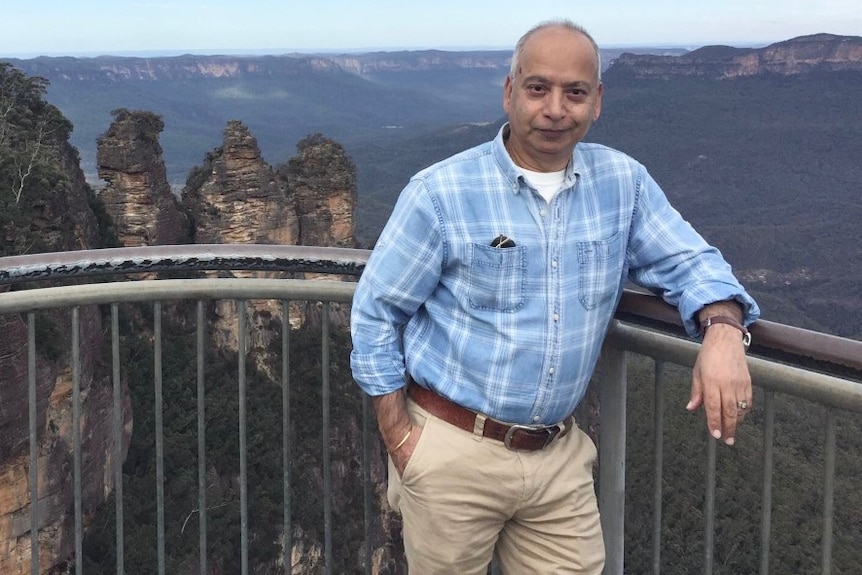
<box><xmin>350</xmin><ymin>19</ymin><xmax>759</xmax><ymax>574</ymax></box>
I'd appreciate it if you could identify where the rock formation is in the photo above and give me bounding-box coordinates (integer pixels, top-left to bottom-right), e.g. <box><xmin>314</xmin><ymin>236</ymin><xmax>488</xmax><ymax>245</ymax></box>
<box><xmin>182</xmin><ymin>120</ymin><xmax>298</xmax><ymax>246</ymax></box>
<box><xmin>97</xmin><ymin>109</ymin><xmax>190</xmax><ymax>247</ymax></box>
<box><xmin>180</xmin><ymin>120</ymin><xmax>298</xmax><ymax>354</ymax></box>
<box><xmin>283</xmin><ymin>133</ymin><xmax>357</xmax><ymax>250</ymax></box>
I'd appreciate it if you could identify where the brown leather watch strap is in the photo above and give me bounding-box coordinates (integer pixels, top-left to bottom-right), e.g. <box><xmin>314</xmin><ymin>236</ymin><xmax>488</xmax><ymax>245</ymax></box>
<box><xmin>701</xmin><ymin>315</ymin><xmax>751</xmax><ymax>347</ymax></box>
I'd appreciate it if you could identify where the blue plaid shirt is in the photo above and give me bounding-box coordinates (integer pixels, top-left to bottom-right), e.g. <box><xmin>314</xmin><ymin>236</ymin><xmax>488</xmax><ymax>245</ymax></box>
<box><xmin>350</xmin><ymin>125</ymin><xmax>759</xmax><ymax>425</ymax></box>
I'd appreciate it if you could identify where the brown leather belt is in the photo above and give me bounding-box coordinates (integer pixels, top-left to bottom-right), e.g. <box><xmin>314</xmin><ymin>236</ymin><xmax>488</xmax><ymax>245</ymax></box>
<box><xmin>407</xmin><ymin>380</ymin><xmax>575</xmax><ymax>451</ymax></box>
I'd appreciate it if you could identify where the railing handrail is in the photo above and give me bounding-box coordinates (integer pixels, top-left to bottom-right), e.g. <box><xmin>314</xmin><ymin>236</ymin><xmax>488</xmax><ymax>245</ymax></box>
<box><xmin>617</xmin><ymin>290</ymin><xmax>862</xmax><ymax>382</ymax></box>
<box><xmin>0</xmin><ymin>278</ymin><xmax>357</xmax><ymax>312</ymax></box>
<box><xmin>0</xmin><ymin>244</ymin><xmax>370</xmax><ymax>284</ymax></box>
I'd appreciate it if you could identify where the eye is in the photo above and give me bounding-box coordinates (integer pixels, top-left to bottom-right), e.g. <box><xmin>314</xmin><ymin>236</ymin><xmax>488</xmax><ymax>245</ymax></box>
<box><xmin>527</xmin><ymin>84</ymin><xmax>547</xmax><ymax>95</ymax></box>
<box><xmin>566</xmin><ymin>88</ymin><xmax>588</xmax><ymax>100</ymax></box>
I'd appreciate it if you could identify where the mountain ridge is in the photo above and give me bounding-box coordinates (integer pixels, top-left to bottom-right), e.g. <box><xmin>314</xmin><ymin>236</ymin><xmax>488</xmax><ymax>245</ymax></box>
<box><xmin>612</xmin><ymin>33</ymin><xmax>862</xmax><ymax>79</ymax></box>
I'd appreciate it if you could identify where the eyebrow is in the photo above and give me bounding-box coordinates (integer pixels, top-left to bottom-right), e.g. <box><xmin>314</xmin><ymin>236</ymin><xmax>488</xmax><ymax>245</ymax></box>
<box><xmin>520</xmin><ymin>74</ymin><xmax>594</xmax><ymax>90</ymax></box>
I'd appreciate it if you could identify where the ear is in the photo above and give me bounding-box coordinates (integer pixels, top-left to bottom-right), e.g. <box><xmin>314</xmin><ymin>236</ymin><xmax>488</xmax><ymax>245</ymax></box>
<box><xmin>593</xmin><ymin>82</ymin><xmax>604</xmax><ymax>121</ymax></box>
<box><xmin>503</xmin><ymin>75</ymin><xmax>513</xmax><ymax>115</ymax></box>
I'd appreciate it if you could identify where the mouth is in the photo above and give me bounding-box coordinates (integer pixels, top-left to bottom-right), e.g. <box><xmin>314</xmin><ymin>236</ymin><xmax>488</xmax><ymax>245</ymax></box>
<box><xmin>535</xmin><ymin>128</ymin><xmax>569</xmax><ymax>139</ymax></box>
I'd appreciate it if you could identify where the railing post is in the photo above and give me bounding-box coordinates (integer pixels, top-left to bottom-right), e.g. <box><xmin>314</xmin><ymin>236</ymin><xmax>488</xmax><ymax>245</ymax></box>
<box><xmin>598</xmin><ymin>342</ymin><xmax>627</xmax><ymax>575</ymax></box>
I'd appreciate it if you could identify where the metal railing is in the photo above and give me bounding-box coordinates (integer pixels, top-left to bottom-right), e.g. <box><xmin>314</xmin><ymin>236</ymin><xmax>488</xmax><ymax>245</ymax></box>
<box><xmin>1</xmin><ymin>245</ymin><xmax>860</xmax><ymax>575</ymax></box>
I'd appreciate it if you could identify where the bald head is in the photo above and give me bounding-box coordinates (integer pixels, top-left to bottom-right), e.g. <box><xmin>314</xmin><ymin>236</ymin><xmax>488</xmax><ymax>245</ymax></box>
<box><xmin>509</xmin><ymin>20</ymin><xmax>602</xmax><ymax>83</ymax></box>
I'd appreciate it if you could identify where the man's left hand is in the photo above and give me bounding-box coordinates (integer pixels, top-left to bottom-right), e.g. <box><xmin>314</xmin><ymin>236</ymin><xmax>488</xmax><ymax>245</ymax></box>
<box><xmin>688</xmin><ymin>322</ymin><xmax>752</xmax><ymax>446</ymax></box>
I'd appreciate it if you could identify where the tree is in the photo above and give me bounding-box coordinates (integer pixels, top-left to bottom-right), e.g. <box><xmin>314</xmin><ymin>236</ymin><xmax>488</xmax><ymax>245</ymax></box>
<box><xmin>0</xmin><ymin>63</ymin><xmax>72</xmax><ymax>207</ymax></box>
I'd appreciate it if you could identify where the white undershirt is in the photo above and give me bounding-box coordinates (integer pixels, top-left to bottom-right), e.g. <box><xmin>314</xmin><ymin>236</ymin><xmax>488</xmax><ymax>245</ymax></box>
<box><xmin>519</xmin><ymin>167</ymin><xmax>566</xmax><ymax>203</ymax></box>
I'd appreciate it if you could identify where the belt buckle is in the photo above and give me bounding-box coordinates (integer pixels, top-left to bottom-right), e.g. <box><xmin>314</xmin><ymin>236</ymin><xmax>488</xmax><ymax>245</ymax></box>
<box><xmin>503</xmin><ymin>423</ymin><xmax>559</xmax><ymax>451</ymax></box>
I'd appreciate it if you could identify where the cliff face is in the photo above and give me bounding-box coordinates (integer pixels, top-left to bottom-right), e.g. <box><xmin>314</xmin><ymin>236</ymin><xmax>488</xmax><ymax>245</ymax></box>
<box><xmin>286</xmin><ymin>133</ymin><xmax>357</xmax><ymax>250</ymax></box>
<box><xmin>97</xmin><ymin>109</ymin><xmax>190</xmax><ymax>247</ymax></box>
<box><xmin>610</xmin><ymin>34</ymin><xmax>862</xmax><ymax>80</ymax></box>
<box><xmin>0</xmin><ymin>98</ymin><xmax>131</xmax><ymax>572</ymax></box>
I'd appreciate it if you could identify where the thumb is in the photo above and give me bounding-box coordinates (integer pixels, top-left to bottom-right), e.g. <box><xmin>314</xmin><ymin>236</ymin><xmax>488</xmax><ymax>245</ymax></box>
<box><xmin>687</xmin><ymin>372</ymin><xmax>703</xmax><ymax>412</ymax></box>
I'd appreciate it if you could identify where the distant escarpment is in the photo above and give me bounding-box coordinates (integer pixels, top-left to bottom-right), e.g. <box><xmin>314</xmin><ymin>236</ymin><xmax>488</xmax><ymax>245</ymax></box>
<box><xmin>609</xmin><ymin>34</ymin><xmax>862</xmax><ymax>80</ymax></box>
<box><xmin>12</xmin><ymin>50</ymin><xmax>512</xmax><ymax>83</ymax></box>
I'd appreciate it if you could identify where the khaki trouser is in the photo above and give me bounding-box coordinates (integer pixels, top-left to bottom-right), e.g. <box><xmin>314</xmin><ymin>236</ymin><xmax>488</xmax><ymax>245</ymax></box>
<box><xmin>388</xmin><ymin>399</ymin><xmax>605</xmax><ymax>575</ymax></box>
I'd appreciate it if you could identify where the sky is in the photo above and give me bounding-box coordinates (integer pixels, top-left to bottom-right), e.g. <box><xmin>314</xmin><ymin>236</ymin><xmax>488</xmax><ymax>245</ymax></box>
<box><xmin>2</xmin><ymin>0</ymin><xmax>861</xmax><ymax>58</ymax></box>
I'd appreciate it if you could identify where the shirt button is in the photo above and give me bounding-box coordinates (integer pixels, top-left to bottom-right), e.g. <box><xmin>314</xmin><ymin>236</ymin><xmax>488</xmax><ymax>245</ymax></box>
<box><xmin>549</xmin><ymin>368</ymin><xmax>555</xmax><ymax>375</ymax></box>
<box><xmin>553</xmin><ymin>313</ymin><xmax>560</xmax><ymax>322</ymax></box>
<box><xmin>539</xmin><ymin>209</ymin><xmax>547</xmax><ymax>217</ymax></box>
<box><xmin>533</xmin><ymin>415</ymin><xmax>541</xmax><ymax>423</ymax></box>
<box><xmin>552</xmin><ymin>260</ymin><xmax>558</xmax><ymax>269</ymax></box>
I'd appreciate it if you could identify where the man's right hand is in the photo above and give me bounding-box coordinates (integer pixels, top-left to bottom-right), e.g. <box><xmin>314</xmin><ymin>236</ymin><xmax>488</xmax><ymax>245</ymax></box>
<box><xmin>390</xmin><ymin>424</ymin><xmax>422</xmax><ymax>477</ymax></box>
<box><xmin>372</xmin><ymin>387</ymin><xmax>423</xmax><ymax>476</ymax></box>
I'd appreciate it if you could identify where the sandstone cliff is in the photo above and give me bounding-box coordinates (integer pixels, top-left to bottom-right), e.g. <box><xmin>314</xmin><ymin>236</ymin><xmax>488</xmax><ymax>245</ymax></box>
<box><xmin>610</xmin><ymin>34</ymin><xmax>862</xmax><ymax>80</ymax></box>
<box><xmin>0</xmin><ymin>80</ymin><xmax>131</xmax><ymax>573</ymax></box>
<box><xmin>183</xmin><ymin>120</ymin><xmax>298</xmax><ymax>246</ymax></box>
<box><xmin>282</xmin><ymin>132</ymin><xmax>357</xmax><ymax>250</ymax></box>
<box><xmin>97</xmin><ymin>109</ymin><xmax>190</xmax><ymax>247</ymax></box>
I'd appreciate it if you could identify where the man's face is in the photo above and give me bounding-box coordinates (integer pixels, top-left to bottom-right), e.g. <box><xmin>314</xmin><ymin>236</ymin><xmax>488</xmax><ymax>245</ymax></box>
<box><xmin>503</xmin><ymin>27</ymin><xmax>603</xmax><ymax>172</ymax></box>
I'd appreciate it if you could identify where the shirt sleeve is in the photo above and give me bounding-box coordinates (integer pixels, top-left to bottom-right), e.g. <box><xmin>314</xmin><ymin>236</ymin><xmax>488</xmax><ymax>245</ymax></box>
<box><xmin>349</xmin><ymin>178</ymin><xmax>445</xmax><ymax>396</ymax></box>
<box><xmin>625</xmin><ymin>166</ymin><xmax>760</xmax><ymax>337</ymax></box>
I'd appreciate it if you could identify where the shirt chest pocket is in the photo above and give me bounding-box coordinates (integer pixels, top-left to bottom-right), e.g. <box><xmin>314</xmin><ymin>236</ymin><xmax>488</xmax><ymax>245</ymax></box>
<box><xmin>577</xmin><ymin>231</ymin><xmax>625</xmax><ymax>310</ymax></box>
<box><xmin>467</xmin><ymin>243</ymin><xmax>526</xmax><ymax>312</ymax></box>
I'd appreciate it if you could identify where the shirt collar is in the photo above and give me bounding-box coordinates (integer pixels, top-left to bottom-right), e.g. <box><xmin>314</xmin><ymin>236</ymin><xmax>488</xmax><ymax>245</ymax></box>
<box><xmin>492</xmin><ymin>123</ymin><xmax>581</xmax><ymax>194</ymax></box>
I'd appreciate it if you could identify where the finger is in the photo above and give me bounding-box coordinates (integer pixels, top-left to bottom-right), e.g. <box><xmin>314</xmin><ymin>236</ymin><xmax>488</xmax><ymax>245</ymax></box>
<box><xmin>702</xmin><ymin>379</ymin><xmax>723</xmax><ymax>441</ymax></box>
<box><xmin>687</xmin><ymin>372</ymin><xmax>704</xmax><ymax>412</ymax></box>
<box><xmin>721</xmin><ymin>393</ymin><xmax>739</xmax><ymax>446</ymax></box>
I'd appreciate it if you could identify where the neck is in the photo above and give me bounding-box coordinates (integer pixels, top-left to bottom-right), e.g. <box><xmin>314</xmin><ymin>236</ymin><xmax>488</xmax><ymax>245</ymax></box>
<box><xmin>503</xmin><ymin>131</ymin><xmax>570</xmax><ymax>172</ymax></box>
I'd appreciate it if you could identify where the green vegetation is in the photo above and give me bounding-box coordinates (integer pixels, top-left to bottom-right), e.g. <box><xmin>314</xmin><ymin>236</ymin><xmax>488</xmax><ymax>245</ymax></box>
<box><xmin>623</xmin><ymin>357</ymin><xmax>862</xmax><ymax>574</ymax></box>
<box><xmin>79</xmin><ymin>302</ymin><xmax>371</xmax><ymax>574</ymax></box>
<box><xmin>0</xmin><ymin>63</ymin><xmax>75</xmax><ymax>255</ymax></box>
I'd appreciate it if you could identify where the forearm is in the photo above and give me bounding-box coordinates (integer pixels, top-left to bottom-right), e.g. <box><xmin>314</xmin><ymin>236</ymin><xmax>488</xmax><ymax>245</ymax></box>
<box><xmin>372</xmin><ymin>388</ymin><xmax>412</xmax><ymax>452</ymax></box>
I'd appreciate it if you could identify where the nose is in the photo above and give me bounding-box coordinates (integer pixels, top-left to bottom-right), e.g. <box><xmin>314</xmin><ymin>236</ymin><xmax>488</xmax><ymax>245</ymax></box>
<box><xmin>543</xmin><ymin>89</ymin><xmax>566</xmax><ymax>120</ymax></box>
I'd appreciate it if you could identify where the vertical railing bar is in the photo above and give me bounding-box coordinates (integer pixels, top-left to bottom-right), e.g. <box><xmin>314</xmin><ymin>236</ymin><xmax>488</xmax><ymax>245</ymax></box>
<box><xmin>72</xmin><ymin>307</ymin><xmax>83</xmax><ymax>575</ymax></box>
<box><xmin>652</xmin><ymin>360</ymin><xmax>666</xmax><ymax>575</ymax></box>
<box><xmin>759</xmin><ymin>390</ymin><xmax>775</xmax><ymax>575</ymax></box>
<box><xmin>28</xmin><ymin>312</ymin><xmax>38</xmax><ymax>575</ymax></box>
<box><xmin>821</xmin><ymin>409</ymin><xmax>836</xmax><ymax>575</ymax></box>
<box><xmin>362</xmin><ymin>392</ymin><xmax>372</xmax><ymax>575</ymax></box>
<box><xmin>238</xmin><ymin>300</ymin><xmax>249</xmax><ymax>575</ymax></box>
<box><xmin>597</xmin><ymin>344</ymin><xmax>627</xmax><ymax>575</ymax></box>
<box><xmin>154</xmin><ymin>302</ymin><xmax>166</xmax><ymax>575</ymax></box>
<box><xmin>704</xmin><ymin>435</ymin><xmax>717</xmax><ymax>575</ymax></box>
<box><xmin>196</xmin><ymin>301</ymin><xmax>207</xmax><ymax>575</ymax></box>
<box><xmin>282</xmin><ymin>300</ymin><xmax>292</xmax><ymax>571</ymax></box>
<box><xmin>112</xmin><ymin>303</ymin><xmax>125</xmax><ymax>575</ymax></box>
<box><xmin>322</xmin><ymin>303</ymin><xmax>333</xmax><ymax>575</ymax></box>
